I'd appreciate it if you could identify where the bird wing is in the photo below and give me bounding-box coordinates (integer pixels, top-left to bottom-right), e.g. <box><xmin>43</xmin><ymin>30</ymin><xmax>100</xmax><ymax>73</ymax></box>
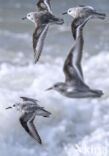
<box><xmin>71</xmin><ymin>17</ymin><xmax>86</xmax><ymax>40</ymax></box>
<box><xmin>63</xmin><ymin>32</ymin><xmax>84</xmax><ymax>84</ymax></box>
<box><xmin>63</xmin><ymin>17</ymin><xmax>92</xmax><ymax>89</ymax></box>
<box><xmin>19</xmin><ymin>112</ymin><xmax>34</xmax><ymax>139</ymax></box>
<box><xmin>63</xmin><ymin>47</ymin><xmax>82</xmax><ymax>85</ymax></box>
<box><xmin>19</xmin><ymin>112</ymin><xmax>42</xmax><ymax>144</ymax></box>
<box><xmin>71</xmin><ymin>15</ymin><xmax>92</xmax><ymax>39</ymax></box>
<box><xmin>29</xmin><ymin>118</ymin><xmax>42</xmax><ymax>144</ymax></box>
<box><xmin>33</xmin><ymin>24</ymin><xmax>49</xmax><ymax>63</ymax></box>
<box><xmin>20</xmin><ymin>97</ymin><xmax>38</xmax><ymax>103</ymax></box>
<box><xmin>79</xmin><ymin>5</ymin><xmax>94</xmax><ymax>10</ymax></box>
<box><xmin>63</xmin><ymin>46</ymin><xmax>90</xmax><ymax>91</ymax></box>
<box><xmin>37</xmin><ymin>0</ymin><xmax>46</xmax><ymax>11</ymax></box>
<box><xmin>37</xmin><ymin>0</ymin><xmax>52</xmax><ymax>14</ymax></box>
<box><xmin>84</xmin><ymin>6</ymin><xmax>94</xmax><ymax>10</ymax></box>
<box><xmin>43</xmin><ymin>0</ymin><xmax>52</xmax><ymax>14</ymax></box>
<box><xmin>71</xmin><ymin>18</ymin><xmax>78</xmax><ymax>40</ymax></box>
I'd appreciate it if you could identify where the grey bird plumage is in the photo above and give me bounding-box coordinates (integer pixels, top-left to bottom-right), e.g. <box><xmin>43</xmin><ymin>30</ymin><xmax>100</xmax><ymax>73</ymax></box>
<box><xmin>22</xmin><ymin>0</ymin><xmax>64</xmax><ymax>63</ymax></box>
<box><xmin>63</xmin><ymin>5</ymin><xmax>106</xmax><ymax>39</ymax></box>
<box><xmin>46</xmin><ymin>17</ymin><xmax>103</xmax><ymax>98</ymax></box>
<box><xmin>6</xmin><ymin>97</ymin><xmax>51</xmax><ymax>144</ymax></box>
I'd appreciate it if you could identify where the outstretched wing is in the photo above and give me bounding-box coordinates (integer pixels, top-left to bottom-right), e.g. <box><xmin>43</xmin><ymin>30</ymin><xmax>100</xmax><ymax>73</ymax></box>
<box><xmin>33</xmin><ymin>24</ymin><xmax>49</xmax><ymax>63</ymax></box>
<box><xmin>63</xmin><ymin>24</ymin><xmax>86</xmax><ymax>84</ymax></box>
<box><xmin>63</xmin><ymin>44</ymin><xmax>83</xmax><ymax>85</ymax></box>
<box><xmin>71</xmin><ymin>15</ymin><xmax>93</xmax><ymax>40</ymax></box>
<box><xmin>29</xmin><ymin>118</ymin><xmax>42</xmax><ymax>144</ymax></box>
<box><xmin>37</xmin><ymin>0</ymin><xmax>52</xmax><ymax>14</ymax></box>
<box><xmin>71</xmin><ymin>18</ymin><xmax>89</xmax><ymax>80</ymax></box>
<box><xmin>20</xmin><ymin>97</ymin><xmax>38</xmax><ymax>103</ymax></box>
<box><xmin>43</xmin><ymin>0</ymin><xmax>52</xmax><ymax>14</ymax></box>
<box><xmin>37</xmin><ymin>0</ymin><xmax>46</xmax><ymax>11</ymax></box>
<box><xmin>64</xmin><ymin>17</ymin><xmax>91</xmax><ymax>86</ymax></box>
<box><xmin>71</xmin><ymin>17</ymin><xmax>86</xmax><ymax>40</ymax></box>
<box><xmin>19</xmin><ymin>112</ymin><xmax>34</xmax><ymax>139</ymax></box>
<box><xmin>79</xmin><ymin>5</ymin><xmax>94</xmax><ymax>10</ymax></box>
<box><xmin>63</xmin><ymin>31</ymin><xmax>84</xmax><ymax>83</ymax></box>
<box><xmin>63</xmin><ymin>44</ymin><xmax>90</xmax><ymax>91</ymax></box>
<box><xmin>19</xmin><ymin>112</ymin><xmax>42</xmax><ymax>144</ymax></box>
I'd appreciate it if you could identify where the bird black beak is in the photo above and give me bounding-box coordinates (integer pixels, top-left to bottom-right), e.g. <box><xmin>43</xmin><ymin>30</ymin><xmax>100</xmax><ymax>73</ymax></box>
<box><xmin>45</xmin><ymin>87</ymin><xmax>53</xmax><ymax>91</ymax></box>
<box><xmin>62</xmin><ymin>12</ymin><xmax>67</xmax><ymax>15</ymax></box>
<box><xmin>5</xmin><ymin>106</ymin><xmax>12</xmax><ymax>109</ymax></box>
<box><xmin>22</xmin><ymin>17</ymin><xmax>27</xmax><ymax>20</ymax></box>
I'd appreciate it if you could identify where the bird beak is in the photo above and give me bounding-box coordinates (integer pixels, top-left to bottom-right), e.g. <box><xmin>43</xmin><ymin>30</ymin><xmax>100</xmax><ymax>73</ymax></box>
<box><xmin>45</xmin><ymin>87</ymin><xmax>53</xmax><ymax>91</ymax></box>
<box><xmin>22</xmin><ymin>17</ymin><xmax>27</xmax><ymax>20</ymax></box>
<box><xmin>5</xmin><ymin>106</ymin><xmax>12</xmax><ymax>109</ymax></box>
<box><xmin>62</xmin><ymin>12</ymin><xmax>67</xmax><ymax>15</ymax></box>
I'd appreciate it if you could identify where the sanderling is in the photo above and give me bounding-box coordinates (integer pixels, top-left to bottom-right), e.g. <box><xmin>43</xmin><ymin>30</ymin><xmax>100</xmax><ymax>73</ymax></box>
<box><xmin>6</xmin><ymin>96</ymin><xmax>51</xmax><ymax>144</ymax></box>
<box><xmin>63</xmin><ymin>5</ymin><xmax>106</xmax><ymax>39</ymax></box>
<box><xmin>46</xmin><ymin>18</ymin><xmax>103</xmax><ymax>98</ymax></box>
<box><xmin>22</xmin><ymin>0</ymin><xmax>64</xmax><ymax>63</ymax></box>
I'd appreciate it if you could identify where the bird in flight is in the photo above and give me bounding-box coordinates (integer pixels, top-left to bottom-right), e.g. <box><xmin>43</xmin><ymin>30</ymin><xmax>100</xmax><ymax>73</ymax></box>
<box><xmin>6</xmin><ymin>96</ymin><xmax>51</xmax><ymax>144</ymax></box>
<box><xmin>22</xmin><ymin>0</ymin><xmax>64</xmax><ymax>63</ymax></box>
<box><xmin>46</xmin><ymin>17</ymin><xmax>103</xmax><ymax>98</ymax></box>
<box><xmin>62</xmin><ymin>5</ymin><xmax>106</xmax><ymax>39</ymax></box>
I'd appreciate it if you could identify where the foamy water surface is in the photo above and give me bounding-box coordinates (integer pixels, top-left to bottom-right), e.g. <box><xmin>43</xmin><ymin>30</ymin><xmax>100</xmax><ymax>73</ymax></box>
<box><xmin>0</xmin><ymin>0</ymin><xmax>109</xmax><ymax>156</ymax></box>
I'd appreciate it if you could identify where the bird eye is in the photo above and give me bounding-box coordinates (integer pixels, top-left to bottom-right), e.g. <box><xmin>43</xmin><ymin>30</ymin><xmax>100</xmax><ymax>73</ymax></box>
<box><xmin>28</xmin><ymin>15</ymin><xmax>30</xmax><ymax>17</ymax></box>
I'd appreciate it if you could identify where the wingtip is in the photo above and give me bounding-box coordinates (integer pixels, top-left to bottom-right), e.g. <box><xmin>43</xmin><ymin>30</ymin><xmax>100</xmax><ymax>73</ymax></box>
<box><xmin>34</xmin><ymin>133</ymin><xmax>42</xmax><ymax>145</ymax></box>
<box><xmin>97</xmin><ymin>90</ymin><xmax>104</xmax><ymax>97</ymax></box>
<box><xmin>34</xmin><ymin>59</ymin><xmax>38</xmax><ymax>64</ymax></box>
<box><xmin>34</xmin><ymin>54</ymin><xmax>39</xmax><ymax>64</ymax></box>
<box><xmin>38</xmin><ymin>139</ymin><xmax>42</xmax><ymax>145</ymax></box>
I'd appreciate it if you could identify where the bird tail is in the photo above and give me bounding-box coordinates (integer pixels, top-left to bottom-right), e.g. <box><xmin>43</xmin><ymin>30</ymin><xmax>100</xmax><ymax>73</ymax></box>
<box><xmin>49</xmin><ymin>14</ymin><xmax>64</xmax><ymax>25</ymax></box>
<box><xmin>42</xmin><ymin>109</ymin><xmax>51</xmax><ymax>117</ymax></box>
<box><xmin>37</xmin><ymin>108</ymin><xmax>51</xmax><ymax>117</ymax></box>
<box><xmin>90</xmin><ymin>89</ymin><xmax>104</xmax><ymax>97</ymax></box>
<box><xmin>54</xmin><ymin>18</ymin><xmax>64</xmax><ymax>25</ymax></box>
<box><xmin>92</xmin><ymin>12</ymin><xmax>106</xmax><ymax>20</ymax></box>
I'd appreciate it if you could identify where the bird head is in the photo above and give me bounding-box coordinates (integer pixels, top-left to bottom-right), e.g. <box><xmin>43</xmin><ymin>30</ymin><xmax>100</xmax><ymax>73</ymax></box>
<box><xmin>46</xmin><ymin>83</ymin><xmax>65</xmax><ymax>92</ymax></box>
<box><xmin>22</xmin><ymin>12</ymin><xmax>35</xmax><ymax>23</ymax></box>
<box><xmin>5</xmin><ymin>104</ymin><xmax>16</xmax><ymax>110</ymax></box>
<box><xmin>62</xmin><ymin>8</ymin><xmax>76</xmax><ymax>18</ymax></box>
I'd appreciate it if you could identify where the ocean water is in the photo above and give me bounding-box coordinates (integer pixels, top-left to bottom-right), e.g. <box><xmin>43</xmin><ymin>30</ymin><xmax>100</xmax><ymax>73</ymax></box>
<box><xmin>0</xmin><ymin>0</ymin><xmax>109</xmax><ymax>156</ymax></box>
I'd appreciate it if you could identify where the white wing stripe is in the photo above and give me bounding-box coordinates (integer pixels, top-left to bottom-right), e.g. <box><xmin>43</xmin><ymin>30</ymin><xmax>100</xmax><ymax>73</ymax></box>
<box><xmin>73</xmin><ymin>51</ymin><xmax>83</xmax><ymax>81</ymax></box>
<box><xmin>35</xmin><ymin>24</ymin><xmax>49</xmax><ymax>61</ymax></box>
<box><xmin>44</xmin><ymin>0</ymin><xmax>52</xmax><ymax>14</ymax></box>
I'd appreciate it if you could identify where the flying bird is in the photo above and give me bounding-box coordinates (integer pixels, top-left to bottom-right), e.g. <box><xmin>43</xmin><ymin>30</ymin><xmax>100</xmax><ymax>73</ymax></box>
<box><xmin>46</xmin><ymin>17</ymin><xmax>103</xmax><ymax>98</ymax></box>
<box><xmin>6</xmin><ymin>96</ymin><xmax>51</xmax><ymax>144</ymax></box>
<box><xmin>63</xmin><ymin>5</ymin><xmax>106</xmax><ymax>39</ymax></box>
<box><xmin>22</xmin><ymin>0</ymin><xmax>64</xmax><ymax>63</ymax></box>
